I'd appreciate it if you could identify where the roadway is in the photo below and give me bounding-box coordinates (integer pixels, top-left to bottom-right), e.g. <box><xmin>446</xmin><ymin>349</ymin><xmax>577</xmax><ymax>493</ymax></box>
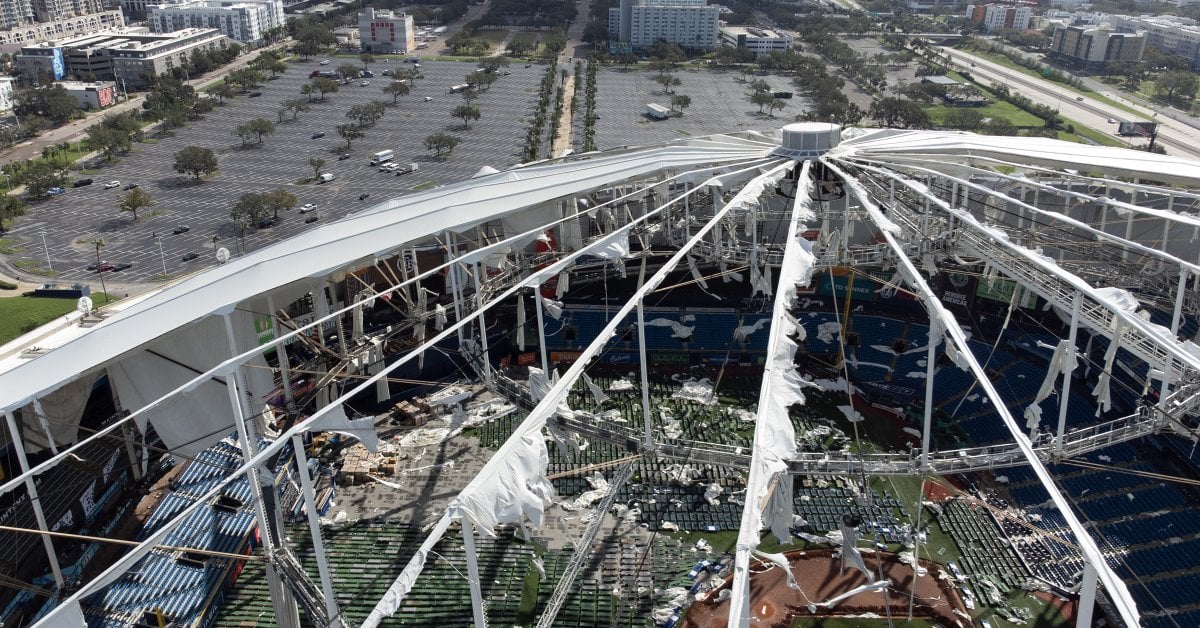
<box><xmin>939</xmin><ymin>46</ymin><xmax>1200</xmax><ymax>161</ymax></box>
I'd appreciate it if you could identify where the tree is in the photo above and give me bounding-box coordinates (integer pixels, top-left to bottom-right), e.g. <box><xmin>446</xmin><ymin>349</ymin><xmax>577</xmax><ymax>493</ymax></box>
<box><xmin>480</xmin><ymin>57</ymin><xmax>510</xmax><ymax>73</ymax></box>
<box><xmin>283</xmin><ymin>98</ymin><xmax>309</xmax><ymax>120</ymax></box>
<box><xmin>231</xmin><ymin>192</ymin><xmax>268</xmax><ymax>228</ymax></box>
<box><xmin>337</xmin><ymin>63</ymin><xmax>360</xmax><ymax>80</ymax></box>
<box><xmin>670</xmin><ymin>94</ymin><xmax>691</xmax><ymax>114</ymax></box>
<box><xmin>235</xmin><ymin>122</ymin><xmax>254</xmax><ymax>146</ymax></box>
<box><xmin>143</xmin><ymin>76</ymin><xmax>197</xmax><ymax>129</ymax></box>
<box><xmin>360</xmin><ymin>53</ymin><xmax>374</xmax><ymax>69</ymax></box>
<box><xmin>311</xmin><ymin>77</ymin><xmax>339</xmax><ymax>100</ymax></box>
<box><xmin>20</xmin><ymin>161</ymin><xmax>66</xmax><ymax>198</ymax></box>
<box><xmin>943</xmin><ymin>107</ymin><xmax>984</xmax><ymax>131</ymax></box>
<box><xmin>869</xmin><ymin>97</ymin><xmax>929</xmax><ymax>129</ymax></box>
<box><xmin>174</xmin><ymin>145</ymin><xmax>218</xmax><ymax>180</ymax></box>
<box><xmin>750</xmin><ymin>91</ymin><xmax>775</xmax><ymax>113</ymax></box>
<box><xmin>245</xmin><ymin>118</ymin><xmax>275</xmax><ymax>143</ymax></box>
<box><xmin>119</xmin><ymin>187</ymin><xmax>153</xmax><ymax>221</ymax></box>
<box><xmin>85</xmin><ymin>125</ymin><xmax>128</xmax><ymax>161</ymax></box>
<box><xmin>983</xmin><ymin>116</ymin><xmax>1017</xmax><ymax>136</ymax></box>
<box><xmin>749</xmin><ymin>79</ymin><xmax>772</xmax><ymax>94</ymax></box>
<box><xmin>0</xmin><ymin>195</ymin><xmax>26</xmax><ymax>234</ymax></box>
<box><xmin>424</xmin><ymin>133</ymin><xmax>461</xmax><ymax>157</ymax></box>
<box><xmin>383</xmin><ymin>80</ymin><xmax>410</xmax><ymax>103</ymax></box>
<box><xmin>648</xmin><ymin>58</ymin><xmax>675</xmax><ymax>76</ymax></box>
<box><xmin>452</xmin><ymin>103</ymin><xmax>481</xmax><ymax>128</ymax></box>
<box><xmin>336</xmin><ymin>123</ymin><xmax>364</xmax><ymax>149</ymax></box>
<box><xmin>262</xmin><ymin>188</ymin><xmax>297</xmax><ymax>218</ymax></box>
<box><xmin>654</xmin><ymin>74</ymin><xmax>681</xmax><ymax>94</ymax></box>
<box><xmin>14</xmin><ymin>85</ymin><xmax>79</xmax><ymax>125</ymax></box>
<box><xmin>767</xmin><ymin>97</ymin><xmax>787</xmax><ymax>117</ymax></box>
<box><xmin>1154</xmin><ymin>71</ymin><xmax>1198</xmax><ymax>107</ymax></box>
<box><xmin>309</xmin><ymin>157</ymin><xmax>326</xmax><ymax>179</ymax></box>
<box><xmin>301</xmin><ymin>83</ymin><xmax>314</xmax><ymax>102</ymax></box>
<box><xmin>468</xmin><ymin>70</ymin><xmax>497</xmax><ymax>91</ymax></box>
<box><xmin>582</xmin><ymin>20</ymin><xmax>608</xmax><ymax>44</ymax></box>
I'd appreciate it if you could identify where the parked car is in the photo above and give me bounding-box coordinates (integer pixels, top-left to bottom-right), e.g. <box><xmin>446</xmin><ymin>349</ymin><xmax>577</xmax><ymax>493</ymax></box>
<box><xmin>94</xmin><ymin>262</ymin><xmax>115</xmax><ymax>272</ymax></box>
<box><xmin>311</xmin><ymin>132</ymin><xmax>326</xmax><ymax>139</ymax></box>
<box><xmin>360</xmin><ymin>80</ymin><xmax>370</xmax><ymax>86</ymax></box>
<box><xmin>258</xmin><ymin>217</ymin><xmax>279</xmax><ymax>228</ymax></box>
<box><xmin>46</xmin><ymin>187</ymin><xmax>65</xmax><ymax>196</ymax></box>
<box><xmin>123</xmin><ymin>183</ymin><xmax>139</xmax><ymax>190</ymax></box>
<box><xmin>304</xmin><ymin>216</ymin><xmax>320</xmax><ymax>224</ymax></box>
<box><xmin>319</xmin><ymin>59</ymin><xmax>330</xmax><ymax>65</ymax></box>
<box><xmin>86</xmin><ymin>260</ymin><xmax>107</xmax><ymax>270</ymax></box>
<box><xmin>249</xmin><ymin>91</ymin><xmax>263</xmax><ymax>97</ymax></box>
<box><xmin>103</xmin><ymin>180</ymin><xmax>120</xmax><ymax>189</ymax></box>
<box><xmin>182</xmin><ymin>252</ymin><xmax>200</xmax><ymax>261</ymax></box>
<box><xmin>113</xmin><ymin>262</ymin><xmax>133</xmax><ymax>271</ymax></box>
<box><xmin>173</xmin><ymin>225</ymin><xmax>190</xmax><ymax>234</ymax></box>
<box><xmin>299</xmin><ymin>203</ymin><xmax>316</xmax><ymax>213</ymax></box>
<box><xmin>358</xmin><ymin>193</ymin><xmax>370</xmax><ymax>200</ymax></box>
<box><xmin>337</xmin><ymin>152</ymin><xmax>351</xmax><ymax>160</ymax></box>
<box><xmin>73</xmin><ymin>178</ymin><xmax>94</xmax><ymax>187</ymax></box>
<box><xmin>503</xmin><ymin>70</ymin><xmax>512</xmax><ymax>75</ymax></box>
<box><xmin>424</xmin><ymin>96</ymin><xmax>433</xmax><ymax>102</ymax></box>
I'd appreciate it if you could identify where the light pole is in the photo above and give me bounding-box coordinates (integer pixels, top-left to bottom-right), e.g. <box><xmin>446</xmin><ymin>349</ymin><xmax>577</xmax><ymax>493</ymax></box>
<box><xmin>40</xmin><ymin>231</ymin><xmax>52</xmax><ymax>273</ymax></box>
<box><xmin>154</xmin><ymin>234</ymin><xmax>166</xmax><ymax>275</ymax></box>
<box><xmin>93</xmin><ymin>239</ymin><xmax>107</xmax><ymax>300</ymax></box>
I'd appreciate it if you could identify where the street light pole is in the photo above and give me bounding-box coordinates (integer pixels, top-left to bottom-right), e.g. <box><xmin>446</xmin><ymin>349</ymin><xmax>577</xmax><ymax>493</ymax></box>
<box><xmin>40</xmin><ymin>231</ymin><xmax>52</xmax><ymax>273</ymax></box>
<box><xmin>155</xmin><ymin>235</ymin><xmax>166</xmax><ymax>275</ymax></box>
<box><xmin>93</xmin><ymin>239</ymin><xmax>107</xmax><ymax>300</ymax></box>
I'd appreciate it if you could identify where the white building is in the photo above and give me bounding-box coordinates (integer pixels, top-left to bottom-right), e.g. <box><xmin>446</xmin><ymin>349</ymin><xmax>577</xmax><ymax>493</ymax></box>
<box><xmin>0</xmin><ymin>77</ymin><xmax>15</xmax><ymax>113</ymax></box>
<box><xmin>358</xmin><ymin>7</ymin><xmax>413</xmax><ymax>53</ymax></box>
<box><xmin>148</xmin><ymin>0</ymin><xmax>283</xmax><ymax>43</ymax></box>
<box><xmin>58</xmin><ymin>79</ymin><xmax>117</xmax><ymax>108</ymax></box>
<box><xmin>0</xmin><ymin>9</ymin><xmax>124</xmax><ymax>45</ymax></box>
<box><xmin>965</xmin><ymin>3</ymin><xmax>1032</xmax><ymax>32</ymax></box>
<box><xmin>16</xmin><ymin>28</ymin><xmax>231</xmax><ymax>88</ymax></box>
<box><xmin>608</xmin><ymin>0</ymin><xmax>720</xmax><ymax>50</ymax></box>
<box><xmin>718</xmin><ymin>26</ymin><xmax>792</xmax><ymax>54</ymax></box>
<box><xmin>1112</xmin><ymin>14</ymin><xmax>1200</xmax><ymax>68</ymax></box>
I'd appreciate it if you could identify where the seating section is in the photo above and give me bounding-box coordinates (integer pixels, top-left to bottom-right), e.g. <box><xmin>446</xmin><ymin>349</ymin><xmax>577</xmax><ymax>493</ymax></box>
<box><xmin>84</xmin><ymin>436</ymin><xmax>288</xmax><ymax>627</ymax></box>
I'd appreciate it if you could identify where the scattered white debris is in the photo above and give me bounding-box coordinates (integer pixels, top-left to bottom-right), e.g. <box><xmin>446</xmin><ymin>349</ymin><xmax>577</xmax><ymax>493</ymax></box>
<box><xmin>561</xmin><ymin>472</ymin><xmax>613</xmax><ymax>511</ymax></box>
<box><xmin>1127</xmin><ymin>493</ymin><xmax>1135</xmax><ymax>501</ymax></box>
<box><xmin>903</xmin><ymin>427</ymin><xmax>922</xmax><ymax>439</ymax></box>
<box><xmin>996</xmin><ymin>475</ymin><xmax>1009</xmax><ymax>484</ymax></box>
<box><xmin>651</xmin><ymin>588</ymin><xmax>689</xmax><ymax>623</ymax></box>
<box><xmin>660</xmin><ymin>521</ymin><xmax>679</xmax><ymax>532</ymax></box>
<box><xmin>817</xmin><ymin>321</ymin><xmax>842</xmax><ymax>343</ymax></box>
<box><xmin>694</xmin><ymin>538</ymin><xmax>712</xmax><ymax>553</ymax></box>
<box><xmin>1098</xmin><ymin>455</ymin><xmax>1112</xmax><ymax>462</ymax></box>
<box><xmin>703</xmin><ymin>483</ymin><xmax>723</xmax><ymax>506</ymax></box>
<box><xmin>837</xmin><ymin>405</ymin><xmax>864</xmax><ymax>423</ymax></box>
<box><xmin>367</xmin><ymin>474</ymin><xmax>403</xmax><ymax>489</ymax></box>
<box><xmin>608</xmin><ymin>378</ymin><xmax>636</xmax><ymax>392</ymax></box>
<box><xmin>399</xmin><ymin>426</ymin><xmax>463</xmax><ymax>447</ymax></box>
<box><xmin>673</xmin><ymin>379</ymin><xmax>717</xmax><ymax>405</ymax></box>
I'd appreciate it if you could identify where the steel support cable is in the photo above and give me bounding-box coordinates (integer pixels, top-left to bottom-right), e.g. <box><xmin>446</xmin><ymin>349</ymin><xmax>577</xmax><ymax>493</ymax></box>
<box><xmin>534</xmin><ymin>460</ymin><xmax>635</xmax><ymax>628</ymax></box>
<box><xmin>883</xmin><ymin>151</ymin><xmax>1200</xmax><ymax>222</ymax></box>
<box><xmin>823</xmin><ymin>157</ymin><xmax>1143</xmax><ymax>627</ymax></box>
<box><xmin>31</xmin><ymin>158</ymin><xmax>786</xmax><ymax>627</ymax></box>
<box><xmin>840</xmin><ymin>156</ymin><xmax>1200</xmax><ymax>277</ymax></box>
<box><xmin>0</xmin><ymin>154</ymin><xmax>776</xmax><ymax>504</ymax></box>
<box><xmin>843</xmin><ymin>160</ymin><xmax>1200</xmax><ymax>379</ymax></box>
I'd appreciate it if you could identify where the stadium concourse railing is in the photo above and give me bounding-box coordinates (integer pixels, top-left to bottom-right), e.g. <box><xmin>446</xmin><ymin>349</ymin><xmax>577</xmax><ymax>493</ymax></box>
<box><xmin>494</xmin><ymin>374</ymin><xmax>1170</xmax><ymax>476</ymax></box>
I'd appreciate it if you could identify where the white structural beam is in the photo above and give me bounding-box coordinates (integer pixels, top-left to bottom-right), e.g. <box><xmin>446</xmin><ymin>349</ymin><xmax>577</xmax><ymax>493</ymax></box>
<box><xmin>728</xmin><ymin>160</ymin><xmax>815</xmax><ymax>627</ymax></box>
<box><xmin>3</xmin><ymin>410</ymin><xmax>64</xmax><ymax>588</ymax></box>
<box><xmin>826</xmin><ymin>159</ymin><xmax>1142</xmax><ymax>627</ymax></box>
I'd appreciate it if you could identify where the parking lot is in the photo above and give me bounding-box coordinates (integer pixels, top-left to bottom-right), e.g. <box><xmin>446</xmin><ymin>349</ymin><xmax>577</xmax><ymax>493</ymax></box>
<box><xmin>7</xmin><ymin>60</ymin><xmax>821</xmax><ymax>286</ymax></box>
<box><xmin>5</xmin><ymin>57</ymin><xmax>542</xmax><ymax>283</ymax></box>
<box><xmin>578</xmin><ymin>65</ymin><xmax>811</xmax><ymax>152</ymax></box>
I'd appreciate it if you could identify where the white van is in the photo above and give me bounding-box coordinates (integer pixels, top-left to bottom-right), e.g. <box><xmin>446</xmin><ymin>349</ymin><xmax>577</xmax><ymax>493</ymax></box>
<box><xmin>370</xmin><ymin>149</ymin><xmax>395</xmax><ymax>165</ymax></box>
<box><xmin>318</xmin><ymin>173</ymin><xmax>335</xmax><ymax>183</ymax></box>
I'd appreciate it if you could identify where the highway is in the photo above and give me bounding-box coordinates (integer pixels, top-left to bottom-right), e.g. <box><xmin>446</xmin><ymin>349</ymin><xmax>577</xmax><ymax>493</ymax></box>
<box><xmin>939</xmin><ymin>47</ymin><xmax>1200</xmax><ymax>160</ymax></box>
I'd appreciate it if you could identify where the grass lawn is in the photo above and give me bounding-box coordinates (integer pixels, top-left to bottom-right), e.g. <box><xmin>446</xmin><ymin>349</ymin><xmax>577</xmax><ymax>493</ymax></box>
<box><xmin>926</xmin><ymin>100</ymin><xmax>1042</xmax><ymax>127</ymax></box>
<box><xmin>0</xmin><ymin>292</ymin><xmax>118</xmax><ymax>345</ymax></box>
<box><xmin>477</xmin><ymin>29</ymin><xmax>509</xmax><ymax>49</ymax></box>
<box><xmin>956</xmin><ymin>47</ymin><xmax>1143</xmax><ymax>118</ymax></box>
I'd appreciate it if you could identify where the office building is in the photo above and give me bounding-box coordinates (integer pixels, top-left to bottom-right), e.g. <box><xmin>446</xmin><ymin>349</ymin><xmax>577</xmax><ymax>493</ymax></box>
<box><xmin>0</xmin><ymin>9</ymin><xmax>124</xmax><ymax>45</ymax></box>
<box><xmin>965</xmin><ymin>3</ymin><xmax>1033</xmax><ymax>32</ymax></box>
<box><xmin>718</xmin><ymin>26</ymin><xmax>792</xmax><ymax>54</ymax></box>
<box><xmin>147</xmin><ymin>0</ymin><xmax>283</xmax><ymax>43</ymax></box>
<box><xmin>1049</xmin><ymin>24</ymin><xmax>1145</xmax><ymax>68</ymax></box>
<box><xmin>1112</xmin><ymin>14</ymin><xmax>1200</xmax><ymax>68</ymax></box>
<box><xmin>57</xmin><ymin>79</ymin><xmax>116</xmax><ymax>108</ymax></box>
<box><xmin>608</xmin><ymin>0</ymin><xmax>720</xmax><ymax>50</ymax></box>
<box><xmin>358</xmin><ymin>8</ymin><xmax>414</xmax><ymax>53</ymax></box>
<box><xmin>15</xmin><ymin>28</ymin><xmax>231</xmax><ymax>87</ymax></box>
